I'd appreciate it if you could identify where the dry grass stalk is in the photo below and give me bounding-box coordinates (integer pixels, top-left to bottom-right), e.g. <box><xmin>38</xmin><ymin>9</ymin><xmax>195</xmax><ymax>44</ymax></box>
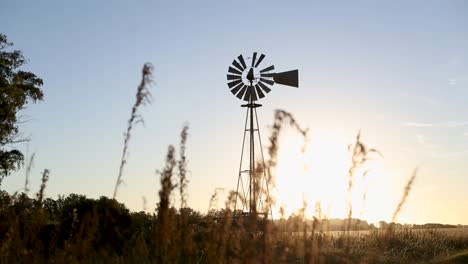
<box><xmin>312</xmin><ymin>202</ymin><xmax>323</xmax><ymax>264</ymax></box>
<box><xmin>178</xmin><ymin>124</ymin><xmax>189</xmax><ymax>209</ymax></box>
<box><xmin>267</xmin><ymin>110</ymin><xmax>308</xmax><ymax>179</ymax></box>
<box><xmin>156</xmin><ymin>145</ymin><xmax>176</xmax><ymax>262</ymax></box>
<box><xmin>266</xmin><ymin>109</ymin><xmax>308</xmax><ymax>217</ymax></box>
<box><xmin>345</xmin><ymin>131</ymin><xmax>380</xmax><ymax>254</ymax></box>
<box><xmin>380</xmin><ymin>169</ymin><xmax>418</xmax><ymax>255</ymax></box>
<box><xmin>177</xmin><ymin>124</ymin><xmax>192</xmax><ymax>262</ymax></box>
<box><xmin>23</xmin><ymin>152</ymin><xmax>34</xmax><ymax>194</ymax></box>
<box><xmin>113</xmin><ymin>63</ymin><xmax>153</xmax><ymax>199</ymax></box>
<box><xmin>390</xmin><ymin>169</ymin><xmax>417</xmax><ymax>225</ymax></box>
<box><xmin>157</xmin><ymin>145</ymin><xmax>177</xmax><ymax>214</ymax></box>
<box><xmin>142</xmin><ymin>196</ymin><xmax>147</xmax><ymax>212</ymax></box>
<box><xmin>36</xmin><ymin>169</ymin><xmax>49</xmax><ymax>205</ymax></box>
<box><xmin>225</xmin><ymin>190</ymin><xmax>238</xmax><ymax>210</ymax></box>
<box><xmin>208</xmin><ymin>188</ymin><xmax>223</xmax><ymax>213</ymax></box>
<box><xmin>300</xmin><ymin>195</ymin><xmax>309</xmax><ymax>263</ymax></box>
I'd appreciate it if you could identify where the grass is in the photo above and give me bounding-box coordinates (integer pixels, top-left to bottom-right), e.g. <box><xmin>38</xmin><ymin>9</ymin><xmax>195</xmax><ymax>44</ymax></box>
<box><xmin>436</xmin><ymin>250</ymin><xmax>468</xmax><ymax>264</ymax></box>
<box><xmin>1</xmin><ymin>64</ymin><xmax>467</xmax><ymax>263</ymax></box>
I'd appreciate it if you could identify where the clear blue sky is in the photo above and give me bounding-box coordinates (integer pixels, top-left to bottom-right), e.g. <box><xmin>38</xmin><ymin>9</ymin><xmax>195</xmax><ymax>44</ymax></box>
<box><xmin>1</xmin><ymin>0</ymin><xmax>467</xmax><ymax>224</ymax></box>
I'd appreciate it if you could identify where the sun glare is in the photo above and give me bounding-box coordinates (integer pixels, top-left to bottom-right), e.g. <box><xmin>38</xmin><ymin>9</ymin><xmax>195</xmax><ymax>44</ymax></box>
<box><xmin>272</xmin><ymin>128</ymin><xmax>390</xmax><ymax>223</ymax></box>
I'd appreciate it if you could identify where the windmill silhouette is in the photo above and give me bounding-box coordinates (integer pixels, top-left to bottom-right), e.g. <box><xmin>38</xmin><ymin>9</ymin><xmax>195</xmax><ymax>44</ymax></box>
<box><xmin>226</xmin><ymin>52</ymin><xmax>299</xmax><ymax>218</ymax></box>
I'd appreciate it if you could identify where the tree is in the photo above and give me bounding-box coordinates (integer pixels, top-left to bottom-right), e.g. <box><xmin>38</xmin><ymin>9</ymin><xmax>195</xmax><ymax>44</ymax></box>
<box><xmin>0</xmin><ymin>33</ymin><xmax>43</xmax><ymax>185</ymax></box>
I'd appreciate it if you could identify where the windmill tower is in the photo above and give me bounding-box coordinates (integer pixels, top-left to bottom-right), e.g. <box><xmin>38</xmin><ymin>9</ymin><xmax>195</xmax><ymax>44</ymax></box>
<box><xmin>226</xmin><ymin>52</ymin><xmax>299</xmax><ymax>218</ymax></box>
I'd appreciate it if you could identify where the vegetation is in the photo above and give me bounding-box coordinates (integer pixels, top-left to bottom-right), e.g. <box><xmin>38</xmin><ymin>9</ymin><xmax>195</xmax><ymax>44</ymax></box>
<box><xmin>1</xmin><ymin>171</ymin><xmax>468</xmax><ymax>263</ymax></box>
<box><xmin>1</xmin><ymin>33</ymin><xmax>467</xmax><ymax>263</ymax></box>
<box><xmin>0</xmin><ymin>34</ymin><xmax>44</xmax><ymax>185</ymax></box>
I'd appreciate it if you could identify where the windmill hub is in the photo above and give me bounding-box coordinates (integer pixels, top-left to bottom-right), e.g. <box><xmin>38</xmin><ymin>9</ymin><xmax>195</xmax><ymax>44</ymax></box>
<box><xmin>246</xmin><ymin>67</ymin><xmax>255</xmax><ymax>83</ymax></box>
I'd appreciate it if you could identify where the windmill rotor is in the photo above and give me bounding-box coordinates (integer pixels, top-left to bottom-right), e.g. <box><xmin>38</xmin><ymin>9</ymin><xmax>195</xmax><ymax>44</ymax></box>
<box><xmin>226</xmin><ymin>52</ymin><xmax>298</xmax><ymax>102</ymax></box>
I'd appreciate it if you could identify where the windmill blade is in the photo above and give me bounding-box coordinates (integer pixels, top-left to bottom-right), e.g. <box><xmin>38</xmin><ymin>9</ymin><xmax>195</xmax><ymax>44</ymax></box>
<box><xmin>228</xmin><ymin>79</ymin><xmax>242</xmax><ymax>89</ymax></box>
<box><xmin>251</xmin><ymin>86</ymin><xmax>258</xmax><ymax>101</ymax></box>
<box><xmin>255</xmin><ymin>85</ymin><xmax>265</xmax><ymax>98</ymax></box>
<box><xmin>255</xmin><ymin>54</ymin><xmax>265</xmax><ymax>67</ymax></box>
<box><xmin>236</xmin><ymin>85</ymin><xmax>247</xmax><ymax>99</ymax></box>
<box><xmin>260</xmin><ymin>65</ymin><xmax>274</xmax><ymax>73</ymax></box>
<box><xmin>228</xmin><ymin>66</ymin><xmax>242</xmax><ymax>75</ymax></box>
<box><xmin>232</xmin><ymin>60</ymin><xmax>244</xmax><ymax>72</ymax></box>
<box><xmin>243</xmin><ymin>86</ymin><xmax>252</xmax><ymax>101</ymax></box>
<box><xmin>227</xmin><ymin>74</ymin><xmax>242</xmax><ymax>81</ymax></box>
<box><xmin>238</xmin><ymin>55</ymin><xmax>247</xmax><ymax>69</ymax></box>
<box><xmin>251</xmin><ymin>52</ymin><xmax>257</xmax><ymax>67</ymax></box>
<box><xmin>231</xmin><ymin>83</ymin><xmax>244</xmax><ymax>95</ymax></box>
<box><xmin>260</xmin><ymin>78</ymin><xmax>274</xmax><ymax>86</ymax></box>
<box><xmin>273</xmin><ymin>69</ymin><xmax>299</xmax><ymax>87</ymax></box>
<box><xmin>257</xmin><ymin>81</ymin><xmax>271</xmax><ymax>93</ymax></box>
<box><xmin>260</xmin><ymin>72</ymin><xmax>275</xmax><ymax>78</ymax></box>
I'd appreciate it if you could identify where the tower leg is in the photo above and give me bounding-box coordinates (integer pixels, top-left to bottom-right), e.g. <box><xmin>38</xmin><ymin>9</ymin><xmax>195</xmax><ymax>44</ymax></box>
<box><xmin>234</xmin><ymin>108</ymin><xmax>249</xmax><ymax>214</ymax></box>
<box><xmin>234</xmin><ymin>95</ymin><xmax>272</xmax><ymax>219</ymax></box>
<box><xmin>249</xmin><ymin>97</ymin><xmax>256</xmax><ymax>214</ymax></box>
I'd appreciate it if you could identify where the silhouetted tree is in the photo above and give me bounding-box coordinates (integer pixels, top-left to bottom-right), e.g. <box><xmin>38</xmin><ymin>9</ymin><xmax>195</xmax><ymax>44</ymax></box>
<box><xmin>0</xmin><ymin>33</ymin><xmax>43</xmax><ymax>185</ymax></box>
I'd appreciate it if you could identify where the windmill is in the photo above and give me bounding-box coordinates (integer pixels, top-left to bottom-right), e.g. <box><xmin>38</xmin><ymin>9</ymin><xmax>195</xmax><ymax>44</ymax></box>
<box><xmin>226</xmin><ymin>52</ymin><xmax>298</xmax><ymax>218</ymax></box>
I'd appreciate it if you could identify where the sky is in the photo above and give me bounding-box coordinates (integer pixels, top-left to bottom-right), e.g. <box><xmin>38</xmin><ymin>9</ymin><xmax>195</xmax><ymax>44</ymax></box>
<box><xmin>1</xmin><ymin>0</ymin><xmax>467</xmax><ymax>225</ymax></box>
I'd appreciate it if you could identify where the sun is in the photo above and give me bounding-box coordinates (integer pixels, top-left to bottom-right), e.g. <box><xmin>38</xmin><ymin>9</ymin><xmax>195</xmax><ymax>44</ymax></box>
<box><xmin>271</xmin><ymin>128</ymin><xmax>390</xmax><ymax>223</ymax></box>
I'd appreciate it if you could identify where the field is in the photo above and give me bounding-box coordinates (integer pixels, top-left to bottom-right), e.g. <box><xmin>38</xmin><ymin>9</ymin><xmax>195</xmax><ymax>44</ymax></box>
<box><xmin>323</xmin><ymin>228</ymin><xmax>468</xmax><ymax>238</ymax></box>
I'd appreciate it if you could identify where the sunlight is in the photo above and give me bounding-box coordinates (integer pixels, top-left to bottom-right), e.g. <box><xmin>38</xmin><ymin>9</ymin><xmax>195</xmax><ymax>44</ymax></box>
<box><xmin>272</xmin><ymin>128</ymin><xmax>390</xmax><ymax>223</ymax></box>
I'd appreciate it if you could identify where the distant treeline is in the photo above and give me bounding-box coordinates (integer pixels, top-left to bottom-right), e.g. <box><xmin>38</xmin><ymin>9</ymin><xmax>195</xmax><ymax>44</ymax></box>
<box><xmin>1</xmin><ymin>190</ymin><xmax>463</xmax><ymax>237</ymax></box>
<box><xmin>275</xmin><ymin>217</ymin><xmax>376</xmax><ymax>231</ymax></box>
<box><xmin>411</xmin><ymin>223</ymin><xmax>466</xmax><ymax>229</ymax></box>
<box><xmin>275</xmin><ymin>216</ymin><xmax>466</xmax><ymax>232</ymax></box>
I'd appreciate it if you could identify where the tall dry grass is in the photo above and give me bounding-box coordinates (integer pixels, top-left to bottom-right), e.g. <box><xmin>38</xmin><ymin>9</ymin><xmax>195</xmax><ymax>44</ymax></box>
<box><xmin>391</xmin><ymin>169</ymin><xmax>417</xmax><ymax>224</ymax></box>
<box><xmin>113</xmin><ymin>63</ymin><xmax>153</xmax><ymax>199</ymax></box>
<box><xmin>344</xmin><ymin>131</ymin><xmax>381</xmax><ymax>256</ymax></box>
